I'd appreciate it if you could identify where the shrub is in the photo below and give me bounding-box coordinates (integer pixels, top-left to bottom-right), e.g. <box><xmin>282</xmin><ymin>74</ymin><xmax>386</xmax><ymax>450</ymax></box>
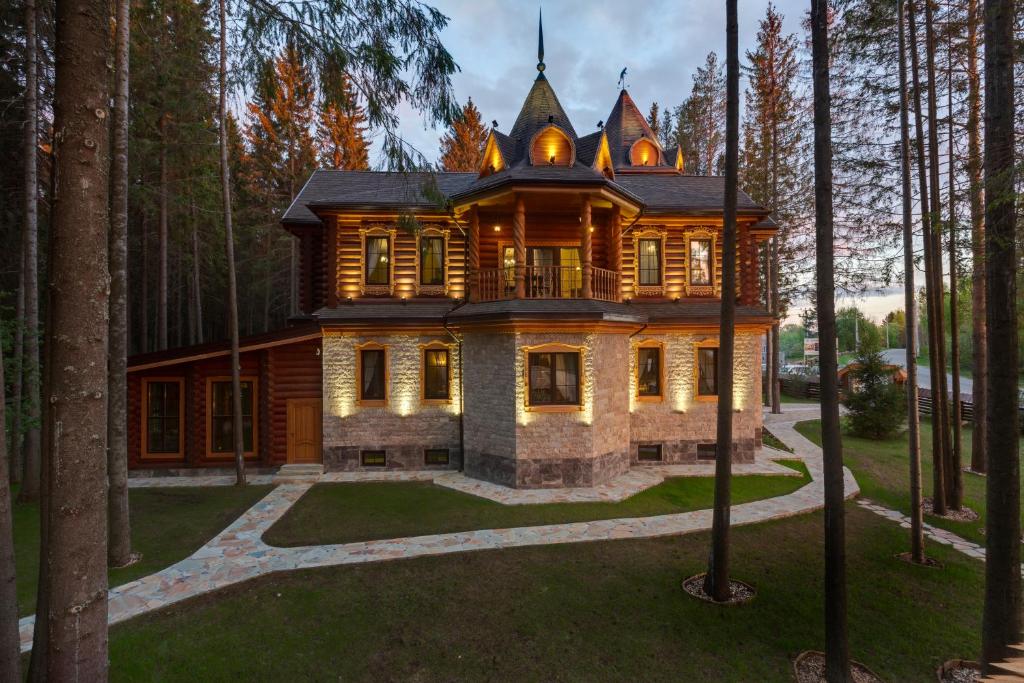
<box><xmin>842</xmin><ymin>340</ymin><xmax>906</xmax><ymax>439</ymax></box>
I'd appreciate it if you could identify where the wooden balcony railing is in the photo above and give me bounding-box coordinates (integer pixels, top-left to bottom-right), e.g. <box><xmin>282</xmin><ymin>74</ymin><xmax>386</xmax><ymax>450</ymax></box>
<box><xmin>474</xmin><ymin>266</ymin><xmax>620</xmax><ymax>303</ymax></box>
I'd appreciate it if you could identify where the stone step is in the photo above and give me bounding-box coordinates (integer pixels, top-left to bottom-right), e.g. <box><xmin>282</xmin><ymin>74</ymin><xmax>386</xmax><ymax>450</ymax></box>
<box><xmin>273</xmin><ymin>463</ymin><xmax>324</xmax><ymax>484</ymax></box>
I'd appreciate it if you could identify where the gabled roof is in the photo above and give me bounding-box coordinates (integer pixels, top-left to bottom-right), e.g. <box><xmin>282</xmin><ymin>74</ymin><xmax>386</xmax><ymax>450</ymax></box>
<box><xmin>603</xmin><ymin>89</ymin><xmax>672</xmax><ymax>170</ymax></box>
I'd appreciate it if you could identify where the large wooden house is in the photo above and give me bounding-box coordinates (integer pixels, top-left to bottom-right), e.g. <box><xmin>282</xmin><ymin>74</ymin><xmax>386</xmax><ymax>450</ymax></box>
<box><xmin>126</xmin><ymin>35</ymin><xmax>777</xmax><ymax>489</ymax></box>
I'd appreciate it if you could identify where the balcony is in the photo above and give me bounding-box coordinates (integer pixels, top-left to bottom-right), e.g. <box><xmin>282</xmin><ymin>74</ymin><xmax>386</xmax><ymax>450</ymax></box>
<box><xmin>476</xmin><ymin>265</ymin><xmax>620</xmax><ymax>303</ymax></box>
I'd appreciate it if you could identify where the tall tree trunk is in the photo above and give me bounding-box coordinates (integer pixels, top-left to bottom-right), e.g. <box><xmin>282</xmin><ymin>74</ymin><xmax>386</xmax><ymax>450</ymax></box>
<box><xmin>11</xmin><ymin>263</ymin><xmax>24</xmax><ymax>485</ymax></box>
<box><xmin>219</xmin><ymin>0</ymin><xmax>246</xmax><ymax>486</ymax></box>
<box><xmin>923</xmin><ymin>0</ymin><xmax>956</xmax><ymax>510</ymax></box>
<box><xmin>0</xmin><ymin>341</ymin><xmax>19</xmax><ymax>683</ymax></box>
<box><xmin>811</xmin><ymin>0</ymin><xmax>852</xmax><ymax>679</ymax></box>
<box><xmin>898</xmin><ymin>0</ymin><xmax>926</xmax><ymax>564</ymax></box>
<box><xmin>769</xmin><ymin>237</ymin><xmax>781</xmax><ymax>412</ymax></box>
<box><xmin>158</xmin><ymin>114</ymin><xmax>169</xmax><ymax>351</ymax></box>
<box><xmin>141</xmin><ymin>213</ymin><xmax>149</xmax><ymax>353</ymax></box>
<box><xmin>703</xmin><ymin>0</ymin><xmax>738</xmax><ymax>604</ymax></box>
<box><xmin>980</xmin><ymin>0</ymin><xmax>1019</xmax><ymax>669</ymax></box>
<box><xmin>946</xmin><ymin>20</ymin><xmax>963</xmax><ymax>507</ymax></box>
<box><xmin>43</xmin><ymin>0</ymin><xmax>112</xmax><ymax>672</ymax></box>
<box><xmin>18</xmin><ymin>0</ymin><xmax>42</xmax><ymax>504</ymax></box>
<box><xmin>966</xmin><ymin>0</ymin><xmax>986</xmax><ymax>474</ymax></box>
<box><xmin>108</xmin><ymin>0</ymin><xmax>133</xmax><ymax>569</ymax></box>
<box><xmin>191</xmin><ymin>198</ymin><xmax>203</xmax><ymax>344</ymax></box>
<box><xmin>908</xmin><ymin>0</ymin><xmax>947</xmax><ymax>515</ymax></box>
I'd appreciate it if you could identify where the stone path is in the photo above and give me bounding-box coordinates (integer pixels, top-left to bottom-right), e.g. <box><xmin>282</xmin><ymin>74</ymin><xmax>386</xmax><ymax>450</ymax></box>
<box><xmin>855</xmin><ymin>499</ymin><xmax>988</xmax><ymax>561</ymax></box>
<box><xmin>19</xmin><ymin>405</ymin><xmax>855</xmax><ymax>653</ymax></box>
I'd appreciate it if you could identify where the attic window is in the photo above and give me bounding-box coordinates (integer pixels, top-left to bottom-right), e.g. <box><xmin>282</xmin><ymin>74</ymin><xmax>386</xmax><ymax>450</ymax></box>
<box><xmin>530</xmin><ymin>125</ymin><xmax>573</xmax><ymax>166</ymax></box>
<box><xmin>630</xmin><ymin>138</ymin><xmax>658</xmax><ymax>167</ymax></box>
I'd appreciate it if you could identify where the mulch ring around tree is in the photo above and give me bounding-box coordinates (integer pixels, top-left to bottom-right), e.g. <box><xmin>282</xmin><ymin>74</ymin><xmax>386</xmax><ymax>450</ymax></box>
<box><xmin>923</xmin><ymin>498</ymin><xmax>980</xmax><ymax>522</ymax></box>
<box><xmin>793</xmin><ymin>651</ymin><xmax>883</xmax><ymax>683</ymax></box>
<box><xmin>681</xmin><ymin>573</ymin><xmax>755</xmax><ymax>605</ymax></box>
<box><xmin>937</xmin><ymin>659</ymin><xmax>981</xmax><ymax>683</ymax></box>
<box><xmin>895</xmin><ymin>551</ymin><xmax>943</xmax><ymax>568</ymax></box>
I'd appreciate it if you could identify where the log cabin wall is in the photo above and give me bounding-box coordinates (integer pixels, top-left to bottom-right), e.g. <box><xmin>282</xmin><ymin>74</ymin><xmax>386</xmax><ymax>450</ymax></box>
<box><xmin>127</xmin><ymin>337</ymin><xmax>323</xmax><ymax>470</ymax></box>
<box><xmin>476</xmin><ymin>209</ymin><xmax>611</xmax><ymax>271</ymax></box>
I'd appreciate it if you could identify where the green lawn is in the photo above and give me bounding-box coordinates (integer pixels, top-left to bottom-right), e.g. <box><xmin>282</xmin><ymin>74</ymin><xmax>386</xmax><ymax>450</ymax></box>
<box><xmin>13</xmin><ymin>484</ymin><xmax>272</xmax><ymax>616</ymax></box>
<box><xmin>795</xmin><ymin>418</ymin><xmax>1024</xmax><ymax>547</ymax></box>
<box><xmin>264</xmin><ymin>463</ymin><xmax>810</xmax><ymax>547</ymax></box>
<box><xmin>109</xmin><ymin>505</ymin><xmax>984</xmax><ymax>682</ymax></box>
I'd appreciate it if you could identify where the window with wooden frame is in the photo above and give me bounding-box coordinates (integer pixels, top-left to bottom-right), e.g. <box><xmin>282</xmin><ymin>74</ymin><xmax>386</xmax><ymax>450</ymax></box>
<box><xmin>359</xmin><ymin>226</ymin><xmax>396</xmax><ymax>295</ymax></box>
<box><xmin>685</xmin><ymin>230</ymin><xmax>717</xmax><ymax>296</ymax></box>
<box><xmin>416</xmin><ymin>228</ymin><xmax>448</xmax><ymax>294</ymax></box>
<box><xmin>694</xmin><ymin>344</ymin><xmax>719</xmax><ymax>400</ymax></box>
<box><xmin>420</xmin><ymin>342</ymin><xmax>452</xmax><ymax>403</ymax></box>
<box><xmin>632</xmin><ymin>230</ymin><xmax>666</xmax><ymax>296</ymax></box>
<box><xmin>524</xmin><ymin>343</ymin><xmax>583</xmax><ymax>410</ymax></box>
<box><xmin>207</xmin><ymin>377</ymin><xmax>257</xmax><ymax>457</ymax></box>
<box><xmin>356</xmin><ymin>342</ymin><xmax>389</xmax><ymax>406</ymax></box>
<box><xmin>635</xmin><ymin>342</ymin><xmax>664</xmax><ymax>401</ymax></box>
<box><xmin>141</xmin><ymin>378</ymin><xmax>184</xmax><ymax>459</ymax></box>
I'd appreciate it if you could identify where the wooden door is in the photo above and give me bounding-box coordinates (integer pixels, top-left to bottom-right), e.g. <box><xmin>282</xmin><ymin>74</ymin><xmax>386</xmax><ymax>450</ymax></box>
<box><xmin>286</xmin><ymin>399</ymin><xmax>322</xmax><ymax>464</ymax></box>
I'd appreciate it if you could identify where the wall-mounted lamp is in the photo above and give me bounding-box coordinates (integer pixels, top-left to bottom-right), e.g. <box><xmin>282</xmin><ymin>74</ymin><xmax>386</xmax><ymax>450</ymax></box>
<box><xmin>493</xmin><ymin>224</ymin><xmax>501</xmax><ymax>232</ymax></box>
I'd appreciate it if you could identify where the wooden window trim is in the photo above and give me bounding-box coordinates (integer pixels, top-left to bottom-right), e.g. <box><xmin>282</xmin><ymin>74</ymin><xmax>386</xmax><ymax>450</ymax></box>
<box><xmin>415</xmin><ymin>227</ymin><xmax>450</xmax><ymax>295</ymax></box>
<box><xmin>356</xmin><ymin>341</ymin><xmax>389</xmax><ymax>407</ymax></box>
<box><xmin>528</xmin><ymin>124</ymin><xmax>576</xmax><ymax>166</ymax></box>
<box><xmin>359</xmin><ymin>225</ymin><xmax>396</xmax><ymax>296</ymax></box>
<box><xmin>635</xmin><ymin>340</ymin><xmax>665</xmax><ymax>403</ymax></box>
<box><xmin>522</xmin><ymin>342</ymin><xmax>585</xmax><ymax>413</ymax></box>
<box><xmin>419</xmin><ymin>341</ymin><xmax>454</xmax><ymax>404</ymax></box>
<box><xmin>205</xmin><ymin>376</ymin><xmax>259</xmax><ymax>459</ymax></box>
<box><xmin>140</xmin><ymin>377</ymin><xmax>186</xmax><ymax>460</ymax></box>
<box><xmin>632</xmin><ymin>229</ymin><xmax>666</xmax><ymax>297</ymax></box>
<box><xmin>685</xmin><ymin>230</ymin><xmax>718</xmax><ymax>297</ymax></box>
<box><xmin>693</xmin><ymin>341</ymin><xmax>719</xmax><ymax>402</ymax></box>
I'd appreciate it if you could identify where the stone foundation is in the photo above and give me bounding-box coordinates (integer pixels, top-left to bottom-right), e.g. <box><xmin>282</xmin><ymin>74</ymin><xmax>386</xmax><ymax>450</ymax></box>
<box><xmin>629</xmin><ymin>438</ymin><xmax>758</xmax><ymax>466</ymax></box>
<box><xmin>324</xmin><ymin>445</ymin><xmax>462</xmax><ymax>472</ymax></box>
<box><xmin>465</xmin><ymin>449</ymin><xmax>629</xmax><ymax>489</ymax></box>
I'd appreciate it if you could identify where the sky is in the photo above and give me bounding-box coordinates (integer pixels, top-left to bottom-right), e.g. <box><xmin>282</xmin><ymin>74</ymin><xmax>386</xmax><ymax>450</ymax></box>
<box><xmin>388</xmin><ymin>0</ymin><xmax>910</xmax><ymax>327</ymax></box>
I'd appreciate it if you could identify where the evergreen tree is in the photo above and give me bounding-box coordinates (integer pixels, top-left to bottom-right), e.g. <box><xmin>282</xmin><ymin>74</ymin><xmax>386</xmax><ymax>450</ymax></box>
<box><xmin>842</xmin><ymin>339</ymin><xmax>907</xmax><ymax>439</ymax></box>
<box><xmin>318</xmin><ymin>73</ymin><xmax>370</xmax><ymax>170</ymax></box>
<box><xmin>674</xmin><ymin>52</ymin><xmax>725</xmax><ymax>176</ymax></box>
<box><xmin>439</xmin><ymin>98</ymin><xmax>487</xmax><ymax>172</ymax></box>
<box><xmin>657</xmin><ymin>107</ymin><xmax>676</xmax><ymax>153</ymax></box>
<box><xmin>646</xmin><ymin>101</ymin><xmax>660</xmax><ymax>139</ymax></box>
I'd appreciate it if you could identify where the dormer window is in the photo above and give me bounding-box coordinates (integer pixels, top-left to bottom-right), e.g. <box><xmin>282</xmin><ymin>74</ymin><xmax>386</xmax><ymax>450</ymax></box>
<box><xmin>630</xmin><ymin>138</ymin><xmax>659</xmax><ymax>167</ymax></box>
<box><xmin>530</xmin><ymin>125</ymin><xmax>574</xmax><ymax>166</ymax></box>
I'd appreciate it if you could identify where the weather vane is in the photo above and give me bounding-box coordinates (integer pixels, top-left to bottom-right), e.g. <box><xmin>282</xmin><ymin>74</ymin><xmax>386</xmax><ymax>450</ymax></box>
<box><xmin>617</xmin><ymin>67</ymin><xmax>628</xmax><ymax>90</ymax></box>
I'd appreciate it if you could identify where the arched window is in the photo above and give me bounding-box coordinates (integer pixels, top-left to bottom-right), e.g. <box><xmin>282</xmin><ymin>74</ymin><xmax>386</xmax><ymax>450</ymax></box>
<box><xmin>629</xmin><ymin>138</ymin><xmax>659</xmax><ymax>167</ymax></box>
<box><xmin>530</xmin><ymin>125</ymin><xmax>574</xmax><ymax>166</ymax></box>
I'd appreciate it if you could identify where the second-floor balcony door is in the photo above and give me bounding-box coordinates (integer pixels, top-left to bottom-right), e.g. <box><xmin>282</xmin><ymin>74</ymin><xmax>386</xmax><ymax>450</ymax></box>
<box><xmin>528</xmin><ymin>247</ymin><xmax>581</xmax><ymax>298</ymax></box>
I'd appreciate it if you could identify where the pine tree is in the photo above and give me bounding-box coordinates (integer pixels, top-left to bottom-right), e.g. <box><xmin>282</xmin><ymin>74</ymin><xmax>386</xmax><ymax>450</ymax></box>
<box><xmin>318</xmin><ymin>74</ymin><xmax>370</xmax><ymax>170</ymax></box>
<box><xmin>0</xmin><ymin>339</ymin><xmax>18</xmax><ymax>683</ymax></box>
<box><xmin>646</xmin><ymin>101</ymin><xmax>660</xmax><ymax>139</ymax></box>
<box><xmin>439</xmin><ymin>98</ymin><xmax>487</xmax><ymax>172</ymax></box>
<box><xmin>675</xmin><ymin>52</ymin><xmax>725</xmax><ymax>176</ymax></box>
<box><xmin>658</xmin><ymin>108</ymin><xmax>676</xmax><ymax>153</ymax></box>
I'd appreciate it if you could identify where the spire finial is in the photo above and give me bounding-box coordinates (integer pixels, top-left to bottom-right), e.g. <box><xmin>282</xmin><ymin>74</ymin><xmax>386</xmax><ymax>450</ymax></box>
<box><xmin>537</xmin><ymin>8</ymin><xmax>545</xmax><ymax>73</ymax></box>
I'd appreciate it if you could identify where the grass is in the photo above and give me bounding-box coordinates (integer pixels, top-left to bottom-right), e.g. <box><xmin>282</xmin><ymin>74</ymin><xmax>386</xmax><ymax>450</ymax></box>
<box><xmin>13</xmin><ymin>484</ymin><xmax>272</xmax><ymax>616</ymax></box>
<box><xmin>762</xmin><ymin>428</ymin><xmax>794</xmax><ymax>453</ymax></box>
<box><xmin>108</xmin><ymin>505</ymin><xmax>984</xmax><ymax>682</ymax></box>
<box><xmin>795</xmin><ymin>418</ymin><xmax>1024</xmax><ymax>547</ymax></box>
<box><xmin>779</xmin><ymin>393</ymin><xmax>818</xmax><ymax>405</ymax></box>
<box><xmin>263</xmin><ymin>464</ymin><xmax>810</xmax><ymax>547</ymax></box>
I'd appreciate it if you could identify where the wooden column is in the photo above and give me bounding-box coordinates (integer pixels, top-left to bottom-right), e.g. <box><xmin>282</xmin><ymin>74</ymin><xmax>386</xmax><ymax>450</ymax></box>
<box><xmin>513</xmin><ymin>194</ymin><xmax>526</xmax><ymax>299</ymax></box>
<box><xmin>609</xmin><ymin>205</ymin><xmax>623</xmax><ymax>302</ymax></box>
<box><xmin>468</xmin><ymin>205</ymin><xmax>480</xmax><ymax>302</ymax></box>
<box><xmin>580</xmin><ymin>195</ymin><xmax>593</xmax><ymax>299</ymax></box>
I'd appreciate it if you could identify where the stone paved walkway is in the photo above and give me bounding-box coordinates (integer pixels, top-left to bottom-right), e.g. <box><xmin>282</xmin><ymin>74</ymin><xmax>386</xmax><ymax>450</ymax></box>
<box><xmin>855</xmin><ymin>499</ymin><xmax>989</xmax><ymax>561</ymax></box>
<box><xmin>19</xmin><ymin>405</ymin><xmax>856</xmax><ymax>653</ymax></box>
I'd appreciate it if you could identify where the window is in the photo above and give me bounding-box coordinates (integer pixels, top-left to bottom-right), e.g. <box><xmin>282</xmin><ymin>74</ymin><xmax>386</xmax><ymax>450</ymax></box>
<box><xmin>696</xmin><ymin>347</ymin><xmax>718</xmax><ymax>397</ymax></box>
<box><xmin>424</xmin><ymin>448</ymin><xmax>450</xmax><ymax>465</ymax></box>
<box><xmin>359</xmin><ymin>348</ymin><xmax>387</xmax><ymax>403</ymax></box>
<box><xmin>209</xmin><ymin>380</ymin><xmax>255</xmax><ymax>454</ymax></box>
<box><xmin>420</xmin><ymin>235</ymin><xmax>444</xmax><ymax>286</ymax></box>
<box><xmin>638</xmin><ymin>238</ymin><xmax>662</xmax><ymax>286</ymax></box>
<box><xmin>361</xmin><ymin>450</ymin><xmax>386</xmax><ymax>467</ymax></box>
<box><xmin>502</xmin><ymin>246</ymin><xmax>516</xmax><ymax>289</ymax></box>
<box><xmin>637</xmin><ymin>346</ymin><xmax>662</xmax><ymax>398</ymax></box>
<box><xmin>689</xmin><ymin>238</ymin><xmax>712</xmax><ymax>286</ymax></box>
<box><xmin>637</xmin><ymin>444</ymin><xmax>663</xmax><ymax>462</ymax></box>
<box><xmin>365</xmin><ymin>235</ymin><xmax>390</xmax><ymax>285</ymax></box>
<box><xmin>696</xmin><ymin>443</ymin><xmax>717</xmax><ymax>461</ymax></box>
<box><xmin>423</xmin><ymin>347</ymin><xmax>450</xmax><ymax>401</ymax></box>
<box><xmin>143</xmin><ymin>379</ymin><xmax>182</xmax><ymax>456</ymax></box>
<box><xmin>528</xmin><ymin>352</ymin><xmax>581</xmax><ymax>406</ymax></box>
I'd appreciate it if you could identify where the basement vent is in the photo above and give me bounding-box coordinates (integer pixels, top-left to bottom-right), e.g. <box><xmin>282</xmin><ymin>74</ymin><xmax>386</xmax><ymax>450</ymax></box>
<box><xmin>637</xmin><ymin>444</ymin><xmax>663</xmax><ymax>462</ymax></box>
<box><xmin>696</xmin><ymin>444</ymin><xmax>717</xmax><ymax>461</ymax></box>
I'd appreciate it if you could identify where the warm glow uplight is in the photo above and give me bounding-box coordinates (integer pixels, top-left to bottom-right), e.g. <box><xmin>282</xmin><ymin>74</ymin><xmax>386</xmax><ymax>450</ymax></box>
<box><xmin>494</xmin><ymin>224</ymin><xmax>501</xmax><ymax>232</ymax></box>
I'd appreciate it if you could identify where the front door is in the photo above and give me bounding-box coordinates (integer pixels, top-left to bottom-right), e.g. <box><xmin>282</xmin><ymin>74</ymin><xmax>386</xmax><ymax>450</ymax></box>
<box><xmin>286</xmin><ymin>398</ymin><xmax>322</xmax><ymax>464</ymax></box>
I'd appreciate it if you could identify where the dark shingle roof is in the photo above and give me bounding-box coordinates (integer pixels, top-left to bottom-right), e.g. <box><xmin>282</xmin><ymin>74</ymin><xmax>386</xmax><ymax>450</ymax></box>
<box><xmin>508</xmin><ymin>73</ymin><xmax>577</xmax><ymax>145</ymax></box>
<box><xmin>575</xmin><ymin>131</ymin><xmax>602</xmax><ymax>167</ymax></box>
<box><xmin>613</xmin><ymin>175</ymin><xmax>764</xmax><ymax>214</ymax></box>
<box><xmin>449</xmin><ymin>163</ymin><xmax>642</xmax><ymax>204</ymax></box>
<box><xmin>447</xmin><ymin>298</ymin><xmax>645</xmax><ymax>323</ymax></box>
<box><xmin>316</xmin><ymin>301</ymin><xmax>458</xmax><ymax>323</ymax></box>
<box><xmin>282</xmin><ymin>170</ymin><xmax>476</xmax><ymax>223</ymax></box>
<box><xmin>603</xmin><ymin>89</ymin><xmax>670</xmax><ymax>169</ymax></box>
<box><xmin>628</xmin><ymin>301</ymin><xmax>772</xmax><ymax>323</ymax></box>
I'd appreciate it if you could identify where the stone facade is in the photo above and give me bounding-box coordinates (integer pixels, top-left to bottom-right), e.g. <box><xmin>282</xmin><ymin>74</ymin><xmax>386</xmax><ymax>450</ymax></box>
<box><xmin>628</xmin><ymin>331</ymin><xmax>763</xmax><ymax>465</ymax></box>
<box><xmin>320</xmin><ymin>327</ymin><xmax>764</xmax><ymax>487</ymax></box>
<box><xmin>321</xmin><ymin>332</ymin><xmax>462</xmax><ymax>472</ymax></box>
